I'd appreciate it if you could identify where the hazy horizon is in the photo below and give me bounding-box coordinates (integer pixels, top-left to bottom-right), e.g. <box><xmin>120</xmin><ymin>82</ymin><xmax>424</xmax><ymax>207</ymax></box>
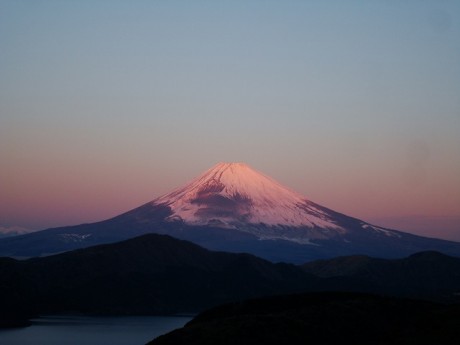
<box><xmin>1</xmin><ymin>1</ymin><xmax>459</xmax><ymax>241</ymax></box>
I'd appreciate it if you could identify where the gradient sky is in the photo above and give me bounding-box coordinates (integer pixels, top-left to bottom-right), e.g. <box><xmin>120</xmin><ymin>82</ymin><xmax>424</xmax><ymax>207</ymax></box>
<box><xmin>1</xmin><ymin>1</ymin><xmax>459</xmax><ymax>240</ymax></box>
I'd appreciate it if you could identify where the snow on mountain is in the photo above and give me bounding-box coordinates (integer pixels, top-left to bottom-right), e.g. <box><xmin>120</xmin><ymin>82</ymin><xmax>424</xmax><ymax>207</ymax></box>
<box><xmin>153</xmin><ymin>162</ymin><xmax>343</xmax><ymax>230</ymax></box>
<box><xmin>0</xmin><ymin>225</ymin><xmax>31</xmax><ymax>238</ymax></box>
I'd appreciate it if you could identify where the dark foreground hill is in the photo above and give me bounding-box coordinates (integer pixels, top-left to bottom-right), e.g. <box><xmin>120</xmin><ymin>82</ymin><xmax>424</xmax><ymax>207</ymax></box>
<box><xmin>0</xmin><ymin>234</ymin><xmax>314</xmax><ymax>327</ymax></box>
<box><xmin>2</xmin><ymin>234</ymin><xmax>460</xmax><ymax>329</ymax></box>
<box><xmin>148</xmin><ymin>292</ymin><xmax>460</xmax><ymax>345</ymax></box>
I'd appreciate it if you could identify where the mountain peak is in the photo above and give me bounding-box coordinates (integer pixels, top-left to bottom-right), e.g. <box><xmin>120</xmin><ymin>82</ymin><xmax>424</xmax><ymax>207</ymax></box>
<box><xmin>214</xmin><ymin>162</ymin><xmax>249</xmax><ymax>168</ymax></box>
<box><xmin>203</xmin><ymin>162</ymin><xmax>257</xmax><ymax>181</ymax></box>
<box><xmin>153</xmin><ymin>163</ymin><xmax>342</xmax><ymax>230</ymax></box>
<box><xmin>207</xmin><ymin>162</ymin><xmax>264</xmax><ymax>178</ymax></box>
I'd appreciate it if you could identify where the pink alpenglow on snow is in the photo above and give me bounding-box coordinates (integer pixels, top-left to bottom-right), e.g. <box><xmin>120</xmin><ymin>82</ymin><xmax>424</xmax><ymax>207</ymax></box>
<box><xmin>153</xmin><ymin>162</ymin><xmax>342</xmax><ymax>229</ymax></box>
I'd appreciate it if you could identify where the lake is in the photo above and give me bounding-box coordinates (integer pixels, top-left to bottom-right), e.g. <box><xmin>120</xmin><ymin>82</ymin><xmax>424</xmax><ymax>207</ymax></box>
<box><xmin>0</xmin><ymin>315</ymin><xmax>193</xmax><ymax>345</ymax></box>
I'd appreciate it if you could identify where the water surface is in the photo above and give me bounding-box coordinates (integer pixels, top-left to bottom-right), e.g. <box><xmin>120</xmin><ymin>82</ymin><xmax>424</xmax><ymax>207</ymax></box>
<box><xmin>0</xmin><ymin>315</ymin><xmax>192</xmax><ymax>345</ymax></box>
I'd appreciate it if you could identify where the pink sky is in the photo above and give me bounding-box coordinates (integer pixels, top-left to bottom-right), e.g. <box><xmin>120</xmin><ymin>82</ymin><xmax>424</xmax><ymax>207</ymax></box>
<box><xmin>1</xmin><ymin>2</ymin><xmax>459</xmax><ymax>241</ymax></box>
<box><xmin>1</xmin><ymin>159</ymin><xmax>459</xmax><ymax>241</ymax></box>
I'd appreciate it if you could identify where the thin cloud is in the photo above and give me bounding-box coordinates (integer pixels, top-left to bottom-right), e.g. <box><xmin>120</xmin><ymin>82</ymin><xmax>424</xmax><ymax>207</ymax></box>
<box><xmin>0</xmin><ymin>225</ymin><xmax>32</xmax><ymax>237</ymax></box>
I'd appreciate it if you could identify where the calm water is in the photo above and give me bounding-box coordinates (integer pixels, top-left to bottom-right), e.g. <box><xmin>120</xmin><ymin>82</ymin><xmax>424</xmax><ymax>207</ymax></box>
<box><xmin>0</xmin><ymin>315</ymin><xmax>192</xmax><ymax>345</ymax></box>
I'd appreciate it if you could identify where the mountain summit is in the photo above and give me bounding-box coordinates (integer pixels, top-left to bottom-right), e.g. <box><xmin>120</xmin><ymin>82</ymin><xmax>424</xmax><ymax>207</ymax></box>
<box><xmin>153</xmin><ymin>162</ymin><xmax>340</xmax><ymax>229</ymax></box>
<box><xmin>1</xmin><ymin>162</ymin><xmax>460</xmax><ymax>262</ymax></box>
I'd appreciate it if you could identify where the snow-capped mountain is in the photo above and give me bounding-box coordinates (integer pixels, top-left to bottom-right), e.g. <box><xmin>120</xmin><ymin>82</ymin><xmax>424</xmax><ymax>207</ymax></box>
<box><xmin>0</xmin><ymin>162</ymin><xmax>459</xmax><ymax>263</ymax></box>
<box><xmin>140</xmin><ymin>162</ymin><xmax>402</xmax><ymax>245</ymax></box>
<box><xmin>153</xmin><ymin>162</ymin><xmax>343</xmax><ymax>238</ymax></box>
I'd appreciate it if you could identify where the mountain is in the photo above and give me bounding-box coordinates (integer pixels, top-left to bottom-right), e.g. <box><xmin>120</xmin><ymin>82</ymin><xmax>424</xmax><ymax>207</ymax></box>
<box><xmin>0</xmin><ymin>234</ymin><xmax>314</xmax><ymax>327</ymax></box>
<box><xmin>1</xmin><ymin>162</ymin><xmax>460</xmax><ymax>262</ymax></box>
<box><xmin>0</xmin><ymin>226</ymin><xmax>31</xmax><ymax>238</ymax></box>
<box><xmin>152</xmin><ymin>162</ymin><xmax>341</xmax><ymax>230</ymax></box>
<box><xmin>149</xmin><ymin>292</ymin><xmax>460</xmax><ymax>345</ymax></box>
<box><xmin>2</xmin><ymin>234</ymin><xmax>460</xmax><ymax>328</ymax></box>
<box><xmin>301</xmin><ymin>250</ymin><xmax>460</xmax><ymax>302</ymax></box>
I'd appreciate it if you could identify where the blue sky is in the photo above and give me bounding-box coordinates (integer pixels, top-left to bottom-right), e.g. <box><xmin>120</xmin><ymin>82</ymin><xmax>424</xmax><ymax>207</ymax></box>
<box><xmin>1</xmin><ymin>1</ymin><xmax>459</xmax><ymax>239</ymax></box>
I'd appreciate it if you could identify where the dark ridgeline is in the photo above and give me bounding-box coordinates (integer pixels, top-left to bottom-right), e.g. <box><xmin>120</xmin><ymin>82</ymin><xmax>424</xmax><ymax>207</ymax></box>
<box><xmin>301</xmin><ymin>250</ymin><xmax>460</xmax><ymax>302</ymax></box>
<box><xmin>0</xmin><ymin>234</ymin><xmax>315</xmax><ymax>328</ymax></box>
<box><xmin>2</xmin><ymin>233</ymin><xmax>460</xmax><ymax>331</ymax></box>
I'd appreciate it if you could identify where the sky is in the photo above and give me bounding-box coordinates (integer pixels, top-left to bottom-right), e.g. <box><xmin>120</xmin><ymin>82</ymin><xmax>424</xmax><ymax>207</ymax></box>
<box><xmin>1</xmin><ymin>1</ymin><xmax>459</xmax><ymax>240</ymax></box>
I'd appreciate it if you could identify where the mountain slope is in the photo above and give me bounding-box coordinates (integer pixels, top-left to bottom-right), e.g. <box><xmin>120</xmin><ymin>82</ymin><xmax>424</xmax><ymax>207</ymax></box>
<box><xmin>153</xmin><ymin>162</ymin><xmax>341</xmax><ymax>229</ymax></box>
<box><xmin>1</xmin><ymin>162</ymin><xmax>460</xmax><ymax>263</ymax></box>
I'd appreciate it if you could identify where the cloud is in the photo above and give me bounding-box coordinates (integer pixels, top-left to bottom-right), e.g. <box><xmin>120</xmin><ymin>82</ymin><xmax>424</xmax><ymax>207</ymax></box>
<box><xmin>0</xmin><ymin>225</ymin><xmax>32</xmax><ymax>238</ymax></box>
